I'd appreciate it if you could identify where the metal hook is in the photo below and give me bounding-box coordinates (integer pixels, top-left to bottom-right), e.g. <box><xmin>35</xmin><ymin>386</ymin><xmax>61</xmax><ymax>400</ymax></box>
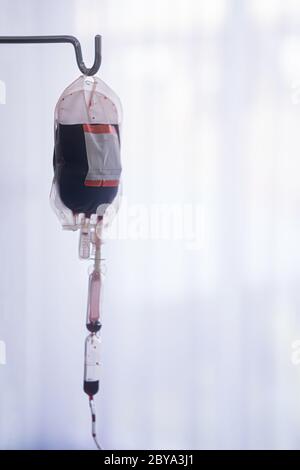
<box><xmin>0</xmin><ymin>34</ymin><xmax>102</xmax><ymax>76</ymax></box>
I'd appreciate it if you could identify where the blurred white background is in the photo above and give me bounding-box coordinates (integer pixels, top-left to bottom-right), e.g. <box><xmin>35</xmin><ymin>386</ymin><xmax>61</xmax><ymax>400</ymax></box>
<box><xmin>1</xmin><ymin>0</ymin><xmax>300</xmax><ymax>450</ymax></box>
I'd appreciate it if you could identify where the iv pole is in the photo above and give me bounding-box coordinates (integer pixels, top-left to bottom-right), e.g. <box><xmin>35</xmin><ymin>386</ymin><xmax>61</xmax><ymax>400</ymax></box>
<box><xmin>0</xmin><ymin>35</ymin><xmax>102</xmax><ymax>76</ymax></box>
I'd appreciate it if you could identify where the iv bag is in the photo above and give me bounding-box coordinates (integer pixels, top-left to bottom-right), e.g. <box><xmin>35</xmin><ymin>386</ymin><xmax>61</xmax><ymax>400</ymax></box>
<box><xmin>50</xmin><ymin>75</ymin><xmax>123</xmax><ymax>231</ymax></box>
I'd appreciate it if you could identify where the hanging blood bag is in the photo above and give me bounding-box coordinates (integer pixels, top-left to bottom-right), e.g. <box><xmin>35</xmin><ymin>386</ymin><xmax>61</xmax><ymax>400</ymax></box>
<box><xmin>50</xmin><ymin>75</ymin><xmax>122</xmax><ymax>230</ymax></box>
<box><xmin>49</xmin><ymin>74</ymin><xmax>123</xmax><ymax>449</ymax></box>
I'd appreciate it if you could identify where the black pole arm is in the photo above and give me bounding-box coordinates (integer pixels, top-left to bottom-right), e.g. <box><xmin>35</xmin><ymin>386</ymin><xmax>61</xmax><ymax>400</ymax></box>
<box><xmin>0</xmin><ymin>34</ymin><xmax>102</xmax><ymax>76</ymax></box>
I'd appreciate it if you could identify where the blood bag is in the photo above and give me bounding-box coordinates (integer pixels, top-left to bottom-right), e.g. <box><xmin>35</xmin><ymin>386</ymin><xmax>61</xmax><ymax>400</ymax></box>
<box><xmin>50</xmin><ymin>75</ymin><xmax>122</xmax><ymax>232</ymax></box>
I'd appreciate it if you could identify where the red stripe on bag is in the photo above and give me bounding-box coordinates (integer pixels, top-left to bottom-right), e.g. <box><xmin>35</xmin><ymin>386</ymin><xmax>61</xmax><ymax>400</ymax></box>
<box><xmin>85</xmin><ymin>179</ymin><xmax>119</xmax><ymax>187</ymax></box>
<box><xmin>83</xmin><ymin>124</ymin><xmax>116</xmax><ymax>134</ymax></box>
